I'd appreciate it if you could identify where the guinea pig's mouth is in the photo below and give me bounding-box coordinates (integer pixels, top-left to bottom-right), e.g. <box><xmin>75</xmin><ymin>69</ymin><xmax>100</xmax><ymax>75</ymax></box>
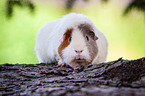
<box><xmin>69</xmin><ymin>55</ymin><xmax>90</xmax><ymax>67</ymax></box>
<box><xmin>74</xmin><ymin>55</ymin><xmax>86</xmax><ymax>63</ymax></box>
<box><xmin>74</xmin><ymin>57</ymin><xmax>88</xmax><ymax>64</ymax></box>
<box><xmin>71</xmin><ymin>58</ymin><xmax>89</xmax><ymax>67</ymax></box>
<box><xmin>75</xmin><ymin>59</ymin><xmax>85</xmax><ymax>63</ymax></box>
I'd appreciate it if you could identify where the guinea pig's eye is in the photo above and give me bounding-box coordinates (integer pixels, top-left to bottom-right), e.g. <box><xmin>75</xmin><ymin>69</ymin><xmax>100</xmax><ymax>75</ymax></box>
<box><xmin>86</xmin><ymin>36</ymin><xmax>89</xmax><ymax>41</ymax></box>
<box><xmin>69</xmin><ymin>37</ymin><xmax>72</xmax><ymax>42</ymax></box>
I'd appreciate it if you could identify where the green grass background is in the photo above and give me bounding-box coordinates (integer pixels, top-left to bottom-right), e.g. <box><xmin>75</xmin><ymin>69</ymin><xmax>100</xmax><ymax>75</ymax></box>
<box><xmin>0</xmin><ymin>0</ymin><xmax>144</xmax><ymax>64</ymax></box>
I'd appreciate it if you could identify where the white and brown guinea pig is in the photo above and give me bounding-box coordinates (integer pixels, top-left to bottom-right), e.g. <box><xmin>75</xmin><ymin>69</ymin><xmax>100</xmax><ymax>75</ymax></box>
<box><xmin>35</xmin><ymin>13</ymin><xmax>108</xmax><ymax>67</ymax></box>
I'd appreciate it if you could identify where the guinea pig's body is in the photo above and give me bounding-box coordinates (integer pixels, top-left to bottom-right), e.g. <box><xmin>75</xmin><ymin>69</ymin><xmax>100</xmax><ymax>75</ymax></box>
<box><xmin>35</xmin><ymin>13</ymin><xmax>108</xmax><ymax>67</ymax></box>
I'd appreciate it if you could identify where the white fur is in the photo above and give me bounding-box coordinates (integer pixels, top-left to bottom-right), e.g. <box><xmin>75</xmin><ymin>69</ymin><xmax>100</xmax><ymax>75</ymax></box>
<box><xmin>35</xmin><ymin>13</ymin><xmax>108</xmax><ymax>65</ymax></box>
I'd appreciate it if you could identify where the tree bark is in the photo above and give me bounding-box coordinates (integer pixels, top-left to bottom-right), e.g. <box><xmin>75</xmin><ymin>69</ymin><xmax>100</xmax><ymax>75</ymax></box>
<box><xmin>0</xmin><ymin>57</ymin><xmax>145</xmax><ymax>96</ymax></box>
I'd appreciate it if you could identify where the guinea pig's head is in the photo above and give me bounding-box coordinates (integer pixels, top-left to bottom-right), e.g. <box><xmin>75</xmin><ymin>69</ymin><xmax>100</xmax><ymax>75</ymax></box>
<box><xmin>58</xmin><ymin>23</ymin><xmax>98</xmax><ymax>67</ymax></box>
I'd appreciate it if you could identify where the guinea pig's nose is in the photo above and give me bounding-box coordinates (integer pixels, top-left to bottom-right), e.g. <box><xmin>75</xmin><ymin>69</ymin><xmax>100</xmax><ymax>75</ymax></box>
<box><xmin>75</xmin><ymin>50</ymin><xmax>83</xmax><ymax>54</ymax></box>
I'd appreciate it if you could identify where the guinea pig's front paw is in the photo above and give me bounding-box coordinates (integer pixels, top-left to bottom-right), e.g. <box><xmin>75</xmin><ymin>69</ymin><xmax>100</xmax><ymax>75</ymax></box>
<box><xmin>57</xmin><ymin>60</ymin><xmax>67</xmax><ymax>67</ymax></box>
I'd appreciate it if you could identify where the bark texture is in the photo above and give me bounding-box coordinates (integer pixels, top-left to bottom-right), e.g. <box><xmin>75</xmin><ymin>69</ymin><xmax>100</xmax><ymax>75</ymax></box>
<box><xmin>0</xmin><ymin>57</ymin><xmax>145</xmax><ymax>96</ymax></box>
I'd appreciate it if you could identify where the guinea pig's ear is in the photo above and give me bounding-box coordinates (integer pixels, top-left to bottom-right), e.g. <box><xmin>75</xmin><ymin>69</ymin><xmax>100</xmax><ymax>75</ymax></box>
<box><xmin>94</xmin><ymin>35</ymin><xmax>98</xmax><ymax>40</ymax></box>
<box><xmin>90</xmin><ymin>31</ymin><xmax>99</xmax><ymax>40</ymax></box>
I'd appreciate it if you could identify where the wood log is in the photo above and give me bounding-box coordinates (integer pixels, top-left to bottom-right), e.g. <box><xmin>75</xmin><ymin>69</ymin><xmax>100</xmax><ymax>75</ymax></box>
<box><xmin>0</xmin><ymin>57</ymin><xmax>145</xmax><ymax>96</ymax></box>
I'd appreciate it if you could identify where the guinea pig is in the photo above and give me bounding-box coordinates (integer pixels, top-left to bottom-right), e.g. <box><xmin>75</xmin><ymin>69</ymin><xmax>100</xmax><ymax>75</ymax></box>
<box><xmin>35</xmin><ymin>13</ymin><xmax>108</xmax><ymax>67</ymax></box>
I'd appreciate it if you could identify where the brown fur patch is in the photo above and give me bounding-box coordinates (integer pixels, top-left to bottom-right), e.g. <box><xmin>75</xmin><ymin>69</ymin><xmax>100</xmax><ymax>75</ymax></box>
<box><xmin>58</xmin><ymin>28</ymin><xmax>73</xmax><ymax>59</ymax></box>
<box><xmin>78</xmin><ymin>24</ymin><xmax>98</xmax><ymax>40</ymax></box>
<box><xmin>78</xmin><ymin>23</ymin><xmax>98</xmax><ymax>63</ymax></box>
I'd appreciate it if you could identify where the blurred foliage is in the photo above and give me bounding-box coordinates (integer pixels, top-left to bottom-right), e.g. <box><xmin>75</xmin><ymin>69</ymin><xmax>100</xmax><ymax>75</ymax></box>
<box><xmin>5</xmin><ymin>0</ymin><xmax>145</xmax><ymax>17</ymax></box>
<box><xmin>102</xmin><ymin>0</ymin><xmax>109</xmax><ymax>3</ymax></box>
<box><xmin>124</xmin><ymin>0</ymin><xmax>145</xmax><ymax>15</ymax></box>
<box><xmin>0</xmin><ymin>0</ymin><xmax>145</xmax><ymax>64</ymax></box>
<box><xmin>6</xmin><ymin>0</ymin><xmax>35</xmax><ymax>17</ymax></box>
<box><xmin>66</xmin><ymin>0</ymin><xmax>76</xmax><ymax>10</ymax></box>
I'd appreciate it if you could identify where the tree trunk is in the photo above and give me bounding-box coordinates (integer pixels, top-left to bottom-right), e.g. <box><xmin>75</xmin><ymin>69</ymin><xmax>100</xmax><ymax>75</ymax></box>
<box><xmin>0</xmin><ymin>57</ymin><xmax>145</xmax><ymax>96</ymax></box>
